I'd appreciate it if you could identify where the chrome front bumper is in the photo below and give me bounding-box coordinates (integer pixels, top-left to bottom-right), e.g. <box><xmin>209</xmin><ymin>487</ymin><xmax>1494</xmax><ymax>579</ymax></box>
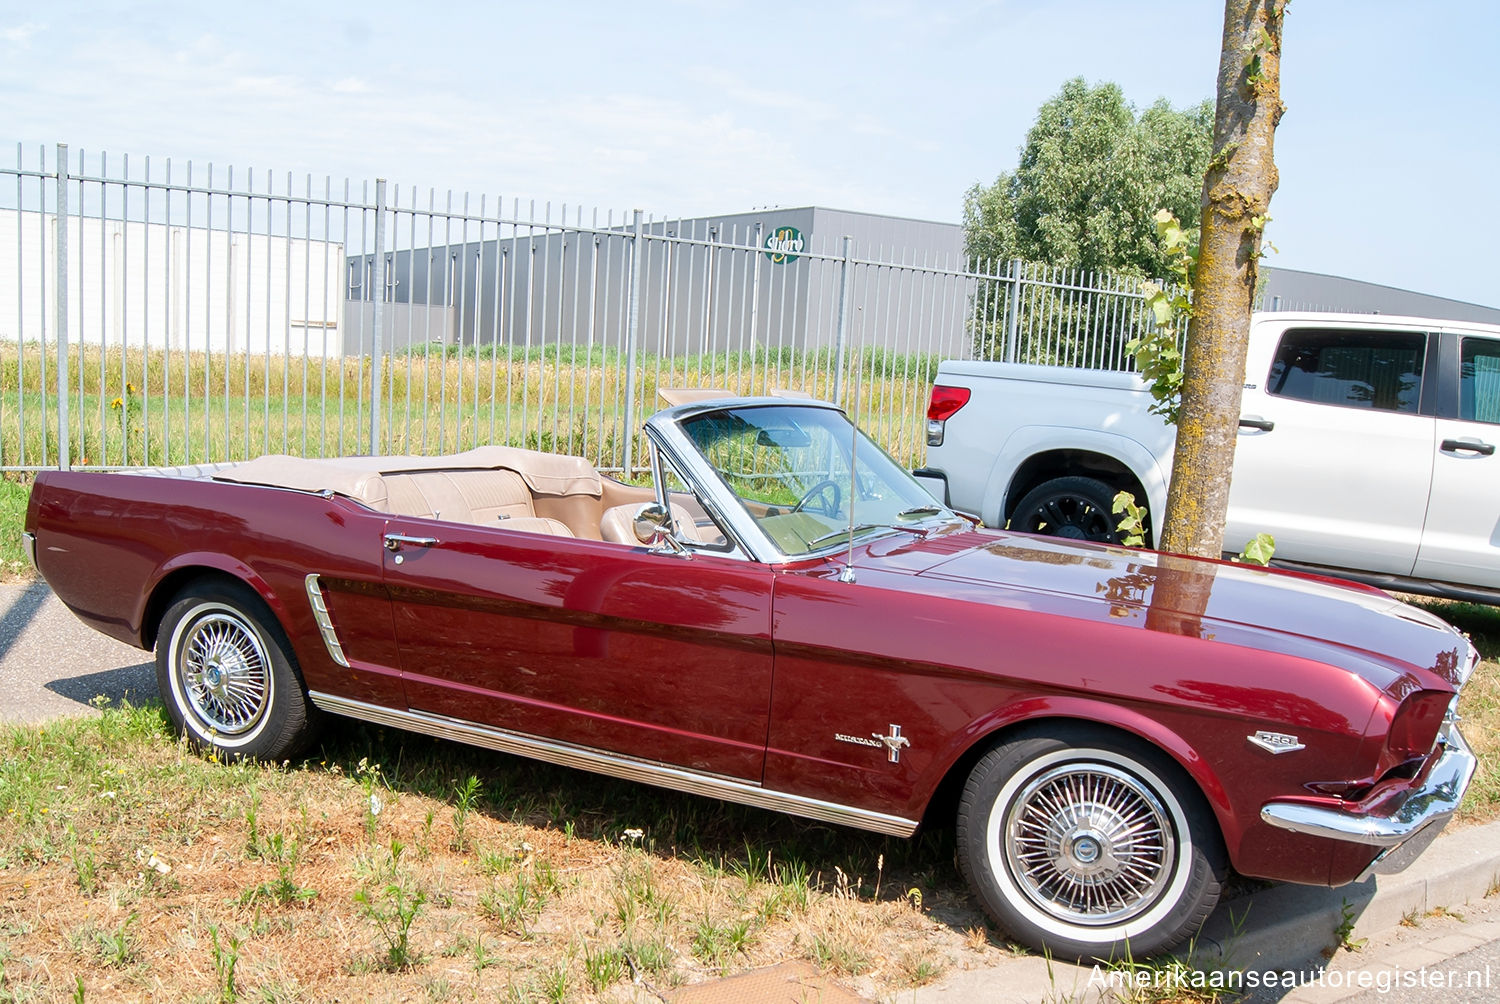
<box><xmin>1260</xmin><ymin>724</ymin><xmax>1476</xmax><ymax>878</ymax></box>
<box><xmin>21</xmin><ymin>531</ymin><xmax>37</xmax><ymax>572</ymax></box>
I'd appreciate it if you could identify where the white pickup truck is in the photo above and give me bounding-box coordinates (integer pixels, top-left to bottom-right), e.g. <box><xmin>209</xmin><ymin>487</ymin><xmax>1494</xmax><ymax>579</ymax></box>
<box><xmin>916</xmin><ymin>311</ymin><xmax>1500</xmax><ymax>602</ymax></box>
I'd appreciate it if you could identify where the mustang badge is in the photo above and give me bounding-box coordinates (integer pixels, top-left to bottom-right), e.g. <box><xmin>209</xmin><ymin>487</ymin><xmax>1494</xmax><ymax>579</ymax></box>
<box><xmin>1248</xmin><ymin>730</ymin><xmax>1305</xmax><ymax>755</ymax></box>
<box><xmin>837</xmin><ymin>724</ymin><xmax>911</xmax><ymax>763</ymax></box>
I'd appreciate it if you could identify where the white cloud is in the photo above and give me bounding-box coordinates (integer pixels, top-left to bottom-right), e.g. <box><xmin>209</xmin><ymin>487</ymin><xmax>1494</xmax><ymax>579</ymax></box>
<box><xmin>1</xmin><ymin>21</ymin><xmax>43</xmax><ymax>46</ymax></box>
<box><xmin>332</xmin><ymin>77</ymin><xmax>369</xmax><ymax>95</ymax></box>
<box><xmin>231</xmin><ymin>75</ymin><xmax>302</xmax><ymax>99</ymax></box>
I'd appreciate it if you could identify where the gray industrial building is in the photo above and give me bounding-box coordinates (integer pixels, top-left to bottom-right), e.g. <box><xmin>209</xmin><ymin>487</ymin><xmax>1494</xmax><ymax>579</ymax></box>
<box><xmin>345</xmin><ymin>206</ymin><xmax>1499</xmax><ymax>360</ymax></box>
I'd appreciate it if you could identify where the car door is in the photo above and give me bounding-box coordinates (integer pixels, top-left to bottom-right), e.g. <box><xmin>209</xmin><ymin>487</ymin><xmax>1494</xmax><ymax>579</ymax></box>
<box><xmin>1225</xmin><ymin>324</ymin><xmax>1437</xmax><ymax>575</ymax></box>
<box><xmin>1413</xmin><ymin>332</ymin><xmax>1500</xmax><ymax>589</ymax></box>
<box><xmin>380</xmin><ymin>515</ymin><xmax>774</xmax><ymax>782</ymax></box>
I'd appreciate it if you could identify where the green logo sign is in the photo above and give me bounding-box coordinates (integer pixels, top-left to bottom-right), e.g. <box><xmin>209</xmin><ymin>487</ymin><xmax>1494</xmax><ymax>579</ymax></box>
<box><xmin>764</xmin><ymin>226</ymin><xmax>805</xmax><ymax>264</ymax></box>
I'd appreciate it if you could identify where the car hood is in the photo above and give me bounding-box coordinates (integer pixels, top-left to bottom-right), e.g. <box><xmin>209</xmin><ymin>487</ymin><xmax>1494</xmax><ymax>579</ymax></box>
<box><xmin>866</xmin><ymin>527</ymin><xmax>1471</xmax><ymax>692</ymax></box>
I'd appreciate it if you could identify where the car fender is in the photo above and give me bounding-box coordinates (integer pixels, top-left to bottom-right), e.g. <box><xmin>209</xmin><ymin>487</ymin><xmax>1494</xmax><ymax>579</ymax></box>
<box><xmin>981</xmin><ymin>426</ymin><xmax>1170</xmax><ymax>528</ymax></box>
<box><xmin>138</xmin><ymin>551</ymin><xmax>291</xmax><ymax>649</ymax></box>
<box><xmin>924</xmin><ymin>692</ymin><xmax>1241</xmax><ymax>846</ymax></box>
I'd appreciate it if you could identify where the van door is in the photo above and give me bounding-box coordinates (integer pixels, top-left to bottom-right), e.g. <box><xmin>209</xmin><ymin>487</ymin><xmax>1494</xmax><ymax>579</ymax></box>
<box><xmin>1413</xmin><ymin>333</ymin><xmax>1500</xmax><ymax>589</ymax></box>
<box><xmin>1225</xmin><ymin>324</ymin><xmax>1437</xmax><ymax>576</ymax></box>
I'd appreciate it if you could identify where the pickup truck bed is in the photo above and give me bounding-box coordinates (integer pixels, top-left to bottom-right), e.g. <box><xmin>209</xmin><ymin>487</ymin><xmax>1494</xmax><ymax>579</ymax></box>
<box><xmin>918</xmin><ymin>311</ymin><xmax>1500</xmax><ymax>603</ymax></box>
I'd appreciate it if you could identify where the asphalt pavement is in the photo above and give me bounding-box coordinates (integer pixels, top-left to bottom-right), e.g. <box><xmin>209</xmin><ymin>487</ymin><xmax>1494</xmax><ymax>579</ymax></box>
<box><xmin>0</xmin><ymin>577</ymin><xmax>157</xmax><ymax>722</ymax></box>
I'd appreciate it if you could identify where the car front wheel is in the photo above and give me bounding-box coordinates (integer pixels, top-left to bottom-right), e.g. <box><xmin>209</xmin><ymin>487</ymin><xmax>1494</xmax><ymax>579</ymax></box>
<box><xmin>956</xmin><ymin>726</ymin><xmax>1225</xmax><ymax>961</ymax></box>
<box><xmin>156</xmin><ymin>579</ymin><xmax>316</xmax><ymax>761</ymax></box>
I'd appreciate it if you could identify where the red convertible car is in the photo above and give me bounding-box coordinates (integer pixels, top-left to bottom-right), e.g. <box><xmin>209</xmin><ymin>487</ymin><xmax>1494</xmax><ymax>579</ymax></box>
<box><xmin>24</xmin><ymin>397</ymin><xmax>1476</xmax><ymax>960</ymax></box>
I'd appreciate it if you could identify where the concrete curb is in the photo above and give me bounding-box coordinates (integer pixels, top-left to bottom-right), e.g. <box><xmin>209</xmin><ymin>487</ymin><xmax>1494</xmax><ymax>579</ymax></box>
<box><xmin>914</xmin><ymin>818</ymin><xmax>1500</xmax><ymax>1002</ymax></box>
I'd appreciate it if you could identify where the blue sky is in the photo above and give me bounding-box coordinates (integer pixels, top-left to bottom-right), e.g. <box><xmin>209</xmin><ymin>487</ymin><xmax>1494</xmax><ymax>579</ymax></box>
<box><xmin>4</xmin><ymin>1</ymin><xmax>1495</xmax><ymax>306</ymax></box>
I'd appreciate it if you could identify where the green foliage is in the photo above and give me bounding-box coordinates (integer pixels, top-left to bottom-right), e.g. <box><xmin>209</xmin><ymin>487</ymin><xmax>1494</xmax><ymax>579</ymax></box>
<box><xmin>0</xmin><ymin>474</ymin><xmax>32</xmax><ymax>577</ymax></box>
<box><xmin>1111</xmin><ymin>491</ymin><xmax>1148</xmax><ymax>548</ymax></box>
<box><xmin>449</xmin><ymin>775</ymin><xmax>482</xmax><ymax>853</ymax></box>
<box><xmin>1333</xmin><ymin>898</ymin><xmax>1367</xmax><ymax>953</ymax></box>
<box><xmin>1235</xmin><ymin>533</ymin><xmax>1276</xmax><ymax>566</ymax></box>
<box><xmin>963</xmin><ymin>78</ymin><xmax>1213</xmax><ymax>280</ymax></box>
<box><xmin>208</xmin><ymin>923</ymin><xmax>242</xmax><ymax>1002</ymax></box>
<box><xmin>357</xmin><ymin>758</ymin><xmax>385</xmax><ymax>842</ymax></box>
<box><xmin>1127</xmin><ymin>210</ymin><xmax>1199</xmax><ymax>425</ymax></box>
<box><xmin>963</xmin><ymin>79</ymin><xmax>1210</xmax><ymax>364</ymax></box>
<box><xmin>582</xmin><ymin>941</ymin><xmax>629</xmax><ymax>993</ymax></box>
<box><xmin>354</xmin><ymin>839</ymin><xmax>428</xmax><ymax>971</ymax></box>
<box><xmin>92</xmin><ymin>912</ymin><xmax>138</xmax><ymax>967</ymax></box>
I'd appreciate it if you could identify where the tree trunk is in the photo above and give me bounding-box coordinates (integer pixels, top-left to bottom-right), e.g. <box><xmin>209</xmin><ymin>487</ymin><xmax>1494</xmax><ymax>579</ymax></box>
<box><xmin>1159</xmin><ymin>0</ymin><xmax>1286</xmax><ymax>558</ymax></box>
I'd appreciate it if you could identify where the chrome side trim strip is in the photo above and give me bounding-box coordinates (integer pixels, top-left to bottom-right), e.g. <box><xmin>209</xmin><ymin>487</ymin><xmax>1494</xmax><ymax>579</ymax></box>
<box><xmin>307</xmin><ymin>691</ymin><xmax>919</xmax><ymax>838</ymax></box>
<box><xmin>303</xmin><ymin>575</ymin><xmax>349</xmax><ymax>668</ymax></box>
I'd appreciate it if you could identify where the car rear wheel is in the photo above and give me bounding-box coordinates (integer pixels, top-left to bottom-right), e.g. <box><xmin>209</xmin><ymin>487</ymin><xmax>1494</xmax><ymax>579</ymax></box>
<box><xmin>1010</xmin><ymin>476</ymin><xmax>1122</xmax><ymax>543</ymax></box>
<box><xmin>156</xmin><ymin>579</ymin><xmax>316</xmax><ymax>761</ymax></box>
<box><xmin>956</xmin><ymin>726</ymin><xmax>1225</xmax><ymax>961</ymax></box>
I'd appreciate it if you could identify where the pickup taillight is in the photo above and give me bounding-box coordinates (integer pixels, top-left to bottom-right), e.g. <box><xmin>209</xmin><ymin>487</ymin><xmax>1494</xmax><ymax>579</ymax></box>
<box><xmin>926</xmin><ymin>385</ymin><xmax>971</xmax><ymax>447</ymax></box>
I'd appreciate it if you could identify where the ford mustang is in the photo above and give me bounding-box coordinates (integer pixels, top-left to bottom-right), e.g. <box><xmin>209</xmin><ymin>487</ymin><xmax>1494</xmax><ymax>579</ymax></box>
<box><xmin>23</xmin><ymin>396</ymin><xmax>1476</xmax><ymax>960</ymax></box>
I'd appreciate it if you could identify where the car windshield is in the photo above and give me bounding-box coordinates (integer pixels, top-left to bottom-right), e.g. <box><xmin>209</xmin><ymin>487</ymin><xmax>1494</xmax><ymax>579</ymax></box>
<box><xmin>679</xmin><ymin>404</ymin><xmax>955</xmax><ymax>556</ymax></box>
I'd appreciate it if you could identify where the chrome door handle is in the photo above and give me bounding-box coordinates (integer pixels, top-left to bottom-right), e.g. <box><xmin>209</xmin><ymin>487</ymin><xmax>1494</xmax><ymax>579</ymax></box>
<box><xmin>383</xmin><ymin>533</ymin><xmax>439</xmax><ymax>552</ymax></box>
<box><xmin>1440</xmin><ymin>438</ymin><xmax>1496</xmax><ymax>456</ymax></box>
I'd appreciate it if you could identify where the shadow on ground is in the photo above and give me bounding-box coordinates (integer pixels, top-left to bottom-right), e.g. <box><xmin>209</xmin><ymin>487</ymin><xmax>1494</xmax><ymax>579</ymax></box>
<box><xmin>44</xmin><ymin>662</ymin><xmax>158</xmax><ymax>711</ymax></box>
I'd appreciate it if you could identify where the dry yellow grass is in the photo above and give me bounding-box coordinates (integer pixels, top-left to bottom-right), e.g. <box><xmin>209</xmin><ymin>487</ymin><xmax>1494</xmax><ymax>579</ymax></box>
<box><xmin>0</xmin><ymin>708</ymin><xmax>1000</xmax><ymax>1003</ymax></box>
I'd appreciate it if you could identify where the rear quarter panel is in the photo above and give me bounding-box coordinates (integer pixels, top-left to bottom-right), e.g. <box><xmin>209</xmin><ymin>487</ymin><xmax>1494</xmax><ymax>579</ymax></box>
<box><xmin>28</xmin><ymin>472</ymin><xmax>401</xmax><ymax>707</ymax></box>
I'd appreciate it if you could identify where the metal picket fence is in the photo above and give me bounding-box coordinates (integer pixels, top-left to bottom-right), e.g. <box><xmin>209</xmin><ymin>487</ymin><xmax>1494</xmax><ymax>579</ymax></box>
<box><xmin>2</xmin><ymin>143</ymin><xmax>1168</xmax><ymax>474</ymax></box>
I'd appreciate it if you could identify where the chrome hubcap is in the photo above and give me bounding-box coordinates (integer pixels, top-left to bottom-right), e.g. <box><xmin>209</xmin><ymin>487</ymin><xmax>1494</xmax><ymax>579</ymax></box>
<box><xmin>1005</xmin><ymin>763</ymin><xmax>1174</xmax><ymax>925</ymax></box>
<box><xmin>179</xmin><ymin>611</ymin><xmax>270</xmax><ymax>736</ymax></box>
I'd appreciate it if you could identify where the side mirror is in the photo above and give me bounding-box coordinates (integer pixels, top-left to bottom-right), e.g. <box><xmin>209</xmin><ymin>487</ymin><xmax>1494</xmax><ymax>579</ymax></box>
<box><xmin>632</xmin><ymin>502</ymin><xmax>674</xmax><ymax>545</ymax></box>
<box><xmin>632</xmin><ymin>502</ymin><xmax>692</xmax><ymax>558</ymax></box>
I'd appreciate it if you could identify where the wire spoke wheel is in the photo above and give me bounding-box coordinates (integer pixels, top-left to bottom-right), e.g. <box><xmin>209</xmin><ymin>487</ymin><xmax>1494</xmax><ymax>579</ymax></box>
<box><xmin>179</xmin><ymin>611</ymin><xmax>271</xmax><ymax>735</ymax></box>
<box><xmin>957</xmin><ymin>730</ymin><xmax>1225</xmax><ymax>960</ymax></box>
<box><xmin>1004</xmin><ymin>763</ymin><xmax>1173</xmax><ymax>925</ymax></box>
<box><xmin>157</xmin><ymin>581</ymin><xmax>316</xmax><ymax>761</ymax></box>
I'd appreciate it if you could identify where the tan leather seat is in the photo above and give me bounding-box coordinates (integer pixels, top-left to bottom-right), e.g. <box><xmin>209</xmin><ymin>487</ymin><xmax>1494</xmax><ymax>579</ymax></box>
<box><xmin>383</xmin><ymin>469</ymin><xmax>533</xmax><ymax>524</ymax></box>
<box><xmin>599</xmin><ymin>503</ymin><xmax>705</xmax><ymax>545</ymax></box>
<box><xmin>497</xmin><ymin>516</ymin><xmax>575</xmax><ymax>537</ymax></box>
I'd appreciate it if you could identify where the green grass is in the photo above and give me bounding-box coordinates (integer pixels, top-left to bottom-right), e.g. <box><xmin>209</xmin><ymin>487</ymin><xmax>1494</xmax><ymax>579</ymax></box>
<box><xmin>0</xmin><ymin>474</ymin><xmax>31</xmax><ymax>578</ymax></box>
<box><xmin>0</xmin><ymin>341</ymin><xmax>935</xmax><ymax>472</ymax></box>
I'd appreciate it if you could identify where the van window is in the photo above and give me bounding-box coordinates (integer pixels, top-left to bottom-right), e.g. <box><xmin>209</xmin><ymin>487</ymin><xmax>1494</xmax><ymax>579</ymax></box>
<box><xmin>1267</xmin><ymin>329</ymin><xmax>1426</xmax><ymax>414</ymax></box>
<box><xmin>1461</xmin><ymin>338</ymin><xmax>1500</xmax><ymax>425</ymax></box>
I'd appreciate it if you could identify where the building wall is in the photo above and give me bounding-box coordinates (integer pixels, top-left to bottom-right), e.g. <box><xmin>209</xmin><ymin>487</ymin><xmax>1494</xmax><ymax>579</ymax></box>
<box><xmin>2</xmin><ymin>209</ymin><xmax>347</xmax><ymax>358</ymax></box>
<box><xmin>1258</xmin><ymin>266</ymin><xmax>1500</xmax><ymax>324</ymax></box>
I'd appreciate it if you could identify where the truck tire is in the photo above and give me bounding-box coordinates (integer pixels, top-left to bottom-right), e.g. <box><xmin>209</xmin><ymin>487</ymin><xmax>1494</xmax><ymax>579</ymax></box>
<box><xmin>1010</xmin><ymin>476</ymin><xmax>1122</xmax><ymax>543</ymax></box>
<box><xmin>156</xmin><ymin>579</ymin><xmax>317</xmax><ymax>762</ymax></box>
<box><xmin>955</xmin><ymin>726</ymin><xmax>1225</xmax><ymax>961</ymax></box>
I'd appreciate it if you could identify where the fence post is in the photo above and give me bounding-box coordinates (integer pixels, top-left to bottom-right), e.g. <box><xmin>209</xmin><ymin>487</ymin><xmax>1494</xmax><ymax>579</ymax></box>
<box><xmin>1003</xmin><ymin>258</ymin><xmax>1022</xmax><ymax>364</ymax></box>
<box><xmin>749</xmin><ymin>222</ymin><xmax>762</xmax><ymax>372</ymax></box>
<box><xmin>832</xmin><ymin>235</ymin><xmax>852</xmax><ymax>404</ymax></box>
<box><xmin>368</xmin><ymin>178</ymin><xmax>387</xmax><ymax>455</ymax></box>
<box><xmin>55</xmin><ymin>143</ymin><xmax>70</xmax><ymax>470</ymax></box>
<box><xmin>622</xmin><ymin>209</ymin><xmax>643</xmax><ymax>476</ymax></box>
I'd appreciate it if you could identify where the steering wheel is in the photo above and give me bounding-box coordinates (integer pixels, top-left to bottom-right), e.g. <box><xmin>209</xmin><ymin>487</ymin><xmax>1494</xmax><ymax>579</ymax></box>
<box><xmin>791</xmin><ymin>478</ymin><xmax>843</xmax><ymax>517</ymax></box>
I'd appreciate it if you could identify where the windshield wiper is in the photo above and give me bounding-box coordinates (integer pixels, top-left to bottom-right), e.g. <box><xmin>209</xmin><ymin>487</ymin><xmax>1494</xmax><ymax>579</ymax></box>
<box><xmin>808</xmin><ymin>523</ymin><xmax>887</xmax><ymax>549</ymax></box>
<box><xmin>808</xmin><ymin>522</ymin><xmax>929</xmax><ymax>549</ymax></box>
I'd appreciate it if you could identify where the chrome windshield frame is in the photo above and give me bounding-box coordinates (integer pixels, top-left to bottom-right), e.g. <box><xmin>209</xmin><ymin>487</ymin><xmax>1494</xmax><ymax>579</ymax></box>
<box><xmin>644</xmin><ymin>397</ymin><xmax>954</xmax><ymax>565</ymax></box>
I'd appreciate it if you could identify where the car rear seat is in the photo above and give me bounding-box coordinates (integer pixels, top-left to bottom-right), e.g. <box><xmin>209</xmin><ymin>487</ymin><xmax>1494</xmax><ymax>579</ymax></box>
<box><xmin>213</xmin><ymin>451</ymin><xmax>593</xmax><ymax>538</ymax></box>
